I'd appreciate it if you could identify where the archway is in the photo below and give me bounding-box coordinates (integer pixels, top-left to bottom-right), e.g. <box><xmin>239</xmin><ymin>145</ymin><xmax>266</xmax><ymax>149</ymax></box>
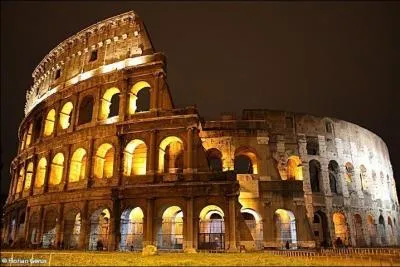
<box><xmin>234</xmin><ymin>147</ymin><xmax>258</xmax><ymax>174</ymax></box>
<box><xmin>129</xmin><ymin>81</ymin><xmax>151</xmax><ymax>114</ymax></box>
<box><xmin>28</xmin><ymin>213</ymin><xmax>40</xmax><ymax>246</ymax></box>
<box><xmin>286</xmin><ymin>156</ymin><xmax>303</xmax><ymax>180</ymax></box>
<box><xmin>88</xmin><ymin>208</ymin><xmax>110</xmax><ymax>251</ymax></box>
<box><xmin>94</xmin><ymin>143</ymin><xmax>114</xmax><ymax>179</ymax></box>
<box><xmin>43</xmin><ymin>109</ymin><xmax>56</xmax><ymax>136</ymax></box>
<box><xmin>241</xmin><ymin>208</ymin><xmax>263</xmax><ymax>249</ymax></box>
<box><xmin>49</xmin><ymin>153</ymin><xmax>64</xmax><ymax>185</ymax></box>
<box><xmin>332</xmin><ymin>212</ymin><xmax>349</xmax><ymax>246</ymax></box>
<box><xmin>42</xmin><ymin>210</ymin><xmax>57</xmax><ymax>248</ymax></box>
<box><xmin>345</xmin><ymin>162</ymin><xmax>355</xmax><ymax>192</ymax></box>
<box><xmin>328</xmin><ymin>160</ymin><xmax>340</xmax><ymax>194</ymax></box>
<box><xmin>367</xmin><ymin>215</ymin><xmax>377</xmax><ymax>246</ymax></box>
<box><xmin>198</xmin><ymin>205</ymin><xmax>225</xmax><ymax>250</ymax></box>
<box><xmin>59</xmin><ymin>102</ymin><xmax>73</xmax><ymax>129</ymax></box>
<box><xmin>35</xmin><ymin>157</ymin><xmax>47</xmax><ymax>188</ymax></box>
<box><xmin>274</xmin><ymin>209</ymin><xmax>297</xmax><ymax>248</ymax></box>
<box><xmin>24</xmin><ymin>162</ymin><xmax>34</xmax><ymax>191</ymax></box>
<box><xmin>378</xmin><ymin>215</ymin><xmax>386</xmax><ymax>246</ymax></box>
<box><xmin>63</xmin><ymin>211</ymin><xmax>81</xmax><ymax>249</ymax></box>
<box><xmin>68</xmin><ymin>148</ymin><xmax>87</xmax><ymax>182</ymax></box>
<box><xmin>158</xmin><ymin>206</ymin><xmax>183</xmax><ymax>249</ymax></box>
<box><xmin>123</xmin><ymin>139</ymin><xmax>147</xmax><ymax>176</ymax></box>
<box><xmin>309</xmin><ymin>160</ymin><xmax>321</xmax><ymax>193</ymax></box>
<box><xmin>98</xmin><ymin>87</ymin><xmax>120</xmax><ymax>120</ymax></box>
<box><xmin>120</xmin><ymin>207</ymin><xmax>144</xmax><ymax>251</ymax></box>
<box><xmin>158</xmin><ymin>136</ymin><xmax>184</xmax><ymax>174</ymax></box>
<box><xmin>387</xmin><ymin>217</ymin><xmax>394</xmax><ymax>246</ymax></box>
<box><xmin>78</xmin><ymin>95</ymin><xmax>94</xmax><ymax>125</ymax></box>
<box><xmin>206</xmin><ymin>148</ymin><xmax>223</xmax><ymax>172</ymax></box>
<box><xmin>353</xmin><ymin>214</ymin><xmax>366</xmax><ymax>247</ymax></box>
<box><xmin>313</xmin><ymin>211</ymin><xmax>331</xmax><ymax>247</ymax></box>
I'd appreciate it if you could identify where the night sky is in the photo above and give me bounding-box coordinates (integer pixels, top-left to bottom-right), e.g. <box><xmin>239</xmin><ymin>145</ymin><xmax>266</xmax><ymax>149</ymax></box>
<box><xmin>1</xmin><ymin>2</ymin><xmax>399</xmax><ymax>200</ymax></box>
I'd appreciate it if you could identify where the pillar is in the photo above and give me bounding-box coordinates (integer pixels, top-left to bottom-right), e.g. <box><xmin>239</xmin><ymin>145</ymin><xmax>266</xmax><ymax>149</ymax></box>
<box><xmin>147</xmin><ymin>130</ymin><xmax>157</xmax><ymax>175</ymax></box>
<box><xmin>110</xmin><ymin>192</ymin><xmax>121</xmax><ymax>251</ymax></box>
<box><xmin>55</xmin><ymin>203</ymin><xmax>64</xmax><ymax>248</ymax></box>
<box><xmin>184</xmin><ymin>127</ymin><xmax>194</xmax><ymax>175</ymax></box>
<box><xmin>150</xmin><ymin>72</ymin><xmax>161</xmax><ymax>111</ymax></box>
<box><xmin>184</xmin><ymin>197</ymin><xmax>194</xmax><ymax>251</ymax></box>
<box><xmin>228</xmin><ymin>197</ymin><xmax>238</xmax><ymax>251</ymax></box>
<box><xmin>78</xmin><ymin>200</ymin><xmax>89</xmax><ymax>249</ymax></box>
<box><xmin>144</xmin><ymin>198</ymin><xmax>154</xmax><ymax>246</ymax></box>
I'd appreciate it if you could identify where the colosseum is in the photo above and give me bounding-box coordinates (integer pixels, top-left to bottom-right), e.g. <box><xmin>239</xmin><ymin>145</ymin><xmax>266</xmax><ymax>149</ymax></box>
<box><xmin>2</xmin><ymin>11</ymin><xmax>399</xmax><ymax>252</ymax></box>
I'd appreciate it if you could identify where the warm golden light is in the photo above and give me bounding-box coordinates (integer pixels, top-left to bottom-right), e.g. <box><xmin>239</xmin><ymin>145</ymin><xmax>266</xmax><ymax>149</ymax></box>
<box><xmin>35</xmin><ymin>157</ymin><xmax>47</xmax><ymax>188</ymax></box>
<box><xmin>98</xmin><ymin>87</ymin><xmax>120</xmax><ymax>120</ymax></box>
<box><xmin>123</xmin><ymin>139</ymin><xmax>147</xmax><ymax>176</ymax></box>
<box><xmin>24</xmin><ymin>162</ymin><xmax>34</xmax><ymax>190</ymax></box>
<box><xmin>68</xmin><ymin>148</ymin><xmax>87</xmax><ymax>182</ymax></box>
<box><xmin>94</xmin><ymin>143</ymin><xmax>114</xmax><ymax>179</ymax></box>
<box><xmin>49</xmin><ymin>153</ymin><xmax>64</xmax><ymax>185</ymax></box>
<box><xmin>199</xmin><ymin>205</ymin><xmax>224</xmax><ymax>220</ymax></box>
<box><xmin>16</xmin><ymin>167</ymin><xmax>25</xmax><ymax>193</ymax></box>
<box><xmin>43</xmin><ymin>109</ymin><xmax>56</xmax><ymax>136</ymax></box>
<box><xmin>158</xmin><ymin>136</ymin><xmax>184</xmax><ymax>174</ymax></box>
<box><xmin>129</xmin><ymin>81</ymin><xmax>151</xmax><ymax>115</ymax></box>
<box><xmin>26</xmin><ymin>123</ymin><xmax>33</xmax><ymax>147</ymax></box>
<box><xmin>59</xmin><ymin>102</ymin><xmax>73</xmax><ymax>129</ymax></box>
<box><xmin>287</xmin><ymin>156</ymin><xmax>303</xmax><ymax>181</ymax></box>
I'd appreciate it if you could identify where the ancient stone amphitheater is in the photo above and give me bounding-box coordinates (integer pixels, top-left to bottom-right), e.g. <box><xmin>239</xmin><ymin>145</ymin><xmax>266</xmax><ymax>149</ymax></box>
<box><xmin>3</xmin><ymin>11</ymin><xmax>399</xmax><ymax>252</ymax></box>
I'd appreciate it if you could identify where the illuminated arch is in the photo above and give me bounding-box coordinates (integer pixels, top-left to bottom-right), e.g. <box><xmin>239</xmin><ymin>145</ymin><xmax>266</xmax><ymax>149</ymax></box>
<box><xmin>123</xmin><ymin>139</ymin><xmax>147</xmax><ymax>176</ymax></box>
<box><xmin>286</xmin><ymin>156</ymin><xmax>303</xmax><ymax>180</ymax></box>
<box><xmin>43</xmin><ymin>109</ymin><xmax>56</xmax><ymax>136</ymax></box>
<box><xmin>16</xmin><ymin>167</ymin><xmax>25</xmax><ymax>193</ymax></box>
<box><xmin>68</xmin><ymin>148</ymin><xmax>87</xmax><ymax>182</ymax></box>
<box><xmin>332</xmin><ymin>212</ymin><xmax>349</xmax><ymax>245</ymax></box>
<box><xmin>206</xmin><ymin>148</ymin><xmax>223</xmax><ymax>172</ymax></box>
<box><xmin>49</xmin><ymin>153</ymin><xmax>64</xmax><ymax>185</ymax></box>
<box><xmin>78</xmin><ymin>95</ymin><xmax>94</xmax><ymax>125</ymax></box>
<box><xmin>328</xmin><ymin>160</ymin><xmax>340</xmax><ymax>194</ymax></box>
<box><xmin>63</xmin><ymin>211</ymin><xmax>81</xmax><ymax>249</ymax></box>
<box><xmin>94</xmin><ymin>143</ymin><xmax>114</xmax><ymax>179</ymax></box>
<box><xmin>59</xmin><ymin>102</ymin><xmax>73</xmax><ymax>129</ymax></box>
<box><xmin>89</xmin><ymin>208</ymin><xmax>111</xmax><ymax>250</ymax></box>
<box><xmin>353</xmin><ymin>214</ymin><xmax>366</xmax><ymax>246</ymax></box>
<box><xmin>158</xmin><ymin>206</ymin><xmax>184</xmax><ymax>249</ymax></box>
<box><xmin>129</xmin><ymin>81</ymin><xmax>151</xmax><ymax>114</ymax></box>
<box><xmin>98</xmin><ymin>87</ymin><xmax>120</xmax><ymax>120</ymax></box>
<box><xmin>24</xmin><ymin>162</ymin><xmax>34</xmax><ymax>190</ymax></box>
<box><xmin>35</xmin><ymin>157</ymin><xmax>47</xmax><ymax>188</ymax></box>
<box><xmin>26</xmin><ymin>123</ymin><xmax>33</xmax><ymax>147</ymax></box>
<box><xmin>234</xmin><ymin>146</ymin><xmax>259</xmax><ymax>174</ymax></box>
<box><xmin>158</xmin><ymin>136</ymin><xmax>184</xmax><ymax>174</ymax></box>
<box><xmin>367</xmin><ymin>215</ymin><xmax>377</xmax><ymax>246</ymax></box>
<box><xmin>120</xmin><ymin>207</ymin><xmax>144</xmax><ymax>250</ymax></box>
<box><xmin>198</xmin><ymin>205</ymin><xmax>225</xmax><ymax>250</ymax></box>
<box><xmin>309</xmin><ymin>160</ymin><xmax>321</xmax><ymax>192</ymax></box>
<box><xmin>241</xmin><ymin>208</ymin><xmax>263</xmax><ymax>249</ymax></box>
<box><xmin>42</xmin><ymin>209</ymin><xmax>57</xmax><ymax>248</ymax></box>
<box><xmin>274</xmin><ymin>209</ymin><xmax>297</xmax><ymax>247</ymax></box>
<box><xmin>345</xmin><ymin>162</ymin><xmax>354</xmax><ymax>182</ymax></box>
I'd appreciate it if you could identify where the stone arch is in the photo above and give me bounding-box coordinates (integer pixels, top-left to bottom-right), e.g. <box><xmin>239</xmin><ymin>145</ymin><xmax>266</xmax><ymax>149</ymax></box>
<box><xmin>94</xmin><ymin>143</ymin><xmax>115</xmax><ymax>179</ymax></box>
<box><xmin>42</xmin><ymin>209</ymin><xmax>58</xmax><ymax>248</ymax></box>
<box><xmin>88</xmin><ymin>208</ymin><xmax>111</xmax><ymax>250</ymax></box>
<box><xmin>49</xmin><ymin>153</ymin><xmax>64</xmax><ymax>185</ymax></box>
<box><xmin>123</xmin><ymin>139</ymin><xmax>147</xmax><ymax>176</ymax></box>
<box><xmin>119</xmin><ymin>207</ymin><xmax>144</xmax><ymax>251</ymax></box>
<box><xmin>129</xmin><ymin>81</ymin><xmax>151</xmax><ymax>114</ymax></box>
<box><xmin>367</xmin><ymin>215</ymin><xmax>377</xmax><ymax>246</ymax></box>
<box><xmin>158</xmin><ymin>136</ymin><xmax>184</xmax><ymax>174</ymax></box>
<box><xmin>26</xmin><ymin>123</ymin><xmax>33</xmax><ymax>147</ymax></box>
<box><xmin>353</xmin><ymin>214</ymin><xmax>366</xmax><ymax>247</ymax></box>
<box><xmin>35</xmin><ymin>157</ymin><xmax>47</xmax><ymax>188</ymax></box>
<box><xmin>59</xmin><ymin>102</ymin><xmax>73</xmax><ymax>129</ymax></box>
<box><xmin>234</xmin><ymin>146</ymin><xmax>259</xmax><ymax>174</ymax></box>
<box><xmin>309</xmin><ymin>160</ymin><xmax>322</xmax><ymax>193</ymax></box>
<box><xmin>78</xmin><ymin>95</ymin><xmax>94</xmax><ymax>125</ymax></box>
<box><xmin>286</xmin><ymin>156</ymin><xmax>303</xmax><ymax>180</ymax></box>
<box><xmin>344</xmin><ymin>162</ymin><xmax>354</xmax><ymax>183</ymax></box>
<box><xmin>313</xmin><ymin>210</ymin><xmax>331</xmax><ymax>247</ymax></box>
<box><xmin>328</xmin><ymin>160</ymin><xmax>340</xmax><ymax>194</ymax></box>
<box><xmin>198</xmin><ymin>205</ymin><xmax>225</xmax><ymax>250</ymax></box>
<box><xmin>98</xmin><ymin>87</ymin><xmax>120</xmax><ymax>120</ymax></box>
<box><xmin>274</xmin><ymin>209</ymin><xmax>297</xmax><ymax>248</ymax></box>
<box><xmin>28</xmin><ymin>212</ymin><xmax>40</xmax><ymax>246</ymax></box>
<box><xmin>63</xmin><ymin>209</ymin><xmax>81</xmax><ymax>249</ymax></box>
<box><xmin>16</xmin><ymin>166</ymin><xmax>25</xmax><ymax>194</ymax></box>
<box><xmin>332</xmin><ymin>212</ymin><xmax>349</xmax><ymax>246</ymax></box>
<box><xmin>206</xmin><ymin>148</ymin><xmax>223</xmax><ymax>172</ymax></box>
<box><xmin>378</xmin><ymin>215</ymin><xmax>386</xmax><ymax>246</ymax></box>
<box><xmin>359</xmin><ymin>165</ymin><xmax>368</xmax><ymax>191</ymax></box>
<box><xmin>24</xmin><ymin>162</ymin><xmax>34</xmax><ymax>191</ymax></box>
<box><xmin>69</xmin><ymin>148</ymin><xmax>87</xmax><ymax>182</ymax></box>
<box><xmin>157</xmin><ymin>206</ymin><xmax>184</xmax><ymax>249</ymax></box>
<box><xmin>387</xmin><ymin>216</ymin><xmax>395</xmax><ymax>246</ymax></box>
<box><xmin>241</xmin><ymin>208</ymin><xmax>263</xmax><ymax>249</ymax></box>
<box><xmin>43</xmin><ymin>109</ymin><xmax>56</xmax><ymax>136</ymax></box>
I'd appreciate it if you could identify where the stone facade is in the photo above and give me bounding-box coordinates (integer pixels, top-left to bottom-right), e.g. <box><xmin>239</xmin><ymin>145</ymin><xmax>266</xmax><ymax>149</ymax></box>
<box><xmin>2</xmin><ymin>11</ymin><xmax>399</xmax><ymax>251</ymax></box>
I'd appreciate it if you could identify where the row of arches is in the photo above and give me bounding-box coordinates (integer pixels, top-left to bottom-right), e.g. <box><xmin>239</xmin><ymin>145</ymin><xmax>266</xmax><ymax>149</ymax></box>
<box><xmin>20</xmin><ymin>82</ymin><xmax>152</xmax><ymax>152</ymax></box>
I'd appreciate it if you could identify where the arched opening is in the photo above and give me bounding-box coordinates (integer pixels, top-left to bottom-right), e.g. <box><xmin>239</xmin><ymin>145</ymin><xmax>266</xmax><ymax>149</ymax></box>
<box><xmin>360</xmin><ymin>165</ymin><xmax>368</xmax><ymax>191</ymax></box>
<box><xmin>123</xmin><ymin>139</ymin><xmax>147</xmax><ymax>176</ymax></box>
<box><xmin>16</xmin><ymin>213</ymin><xmax>25</xmax><ymax>242</ymax></box>
<box><xmin>234</xmin><ymin>147</ymin><xmax>258</xmax><ymax>174</ymax></box>
<box><xmin>158</xmin><ymin>136</ymin><xmax>184</xmax><ymax>174</ymax></box>
<box><xmin>98</xmin><ymin>87</ymin><xmax>120</xmax><ymax>120</ymax></box>
<box><xmin>129</xmin><ymin>81</ymin><xmax>151</xmax><ymax>114</ymax></box>
<box><xmin>49</xmin><ymin>153</ymin><xmax>64</xmax><ymax>185</ymax></box>
<box><xmin>286</xmin><ymin>156</ymin><xmax>303</xmax><ymax>180</ymax></box>
<box><xmin>120</xmin><ymin>207</ymin><xmax>144</xmax><ymax>251</ymax></box>
<box><xmin>28</xmin><ymin>213</ymin><xmax>40</xmax><ymax>246</ymax></box>
<box><xmin>35</xmin><ymin>158</ymin><xmax>47</xmax><ymax>188</ymax></box>
<box><xmin>157</xmin><ymin>206</ymin><xmax>183</xmax><ymax>250</ymax></box>
<box><xmin>78</xmin><ymin>95</ymin><xmax>94</xmax><ymax>125</ymax></box>
<box><xmin>68</xmin><ymin>148</ymin><xmax>87</xmax><ymax>182</ymax></box>
<box><xmin>24</xmin><ymin>162</ymin><xmax>34</xmax><ymax>191</ymax></box>
<box><xmin>9</xmin><ymin>218</ymin><xmax>16</xmax><ymax>242</ymax></box>
<box><xmin>89</xmin><ymin>208</ymin><xmax>110</xmax><ymax>251</ymax></box>
<box><xmin>313</xmin><ymin>211</ymin><xmax>331</xmax><ymax>247</ymax></box>
<box><xmin>345</xmin><ymin>162</ymin><xmax>355</xmax><ymax>192</ymax></box>
<box><xmin>94</xmin><ymin>143</ymin><xmax>114</xmax><ymax>179</ymax></box>
<box><xmin>198</xmin><ymin>205</ymin><xmax>225</xmax><ymax>250</ymax></box>
<box><xmin>41</xmin><ymin>210</ymin><xmax>57</xmax><ymax>248</ymax></box>
<box><xmin>43</xmin><ymin>109</ymin><xmax>56</xmax><ymax>136</ymax></box>
<box><xmin>378</xmin><ymin>215</ymin><xmax>386</xmax><ymax>246</ymax></box>
<box><xmin>306</xmin><ymin>136</ymin><xmax>319</xmax><ymax>155</ymax></box>
<box><xmin>387</xmin><ymin>217</ymin><xmax>394</xmax><ymax>246</ymax></box>
<box><xmin>26</xmin><ymin>123</ymin><xmax>33</xmax><ymax>147</ymax></box>
<box><xmin>59</xmin><ymin>102</ymin><xmax>73</xmax><ymax>129</ymax></box>
<box><xmin>20</xmin><ymin>130</ymin><xmax>27</xmax><ymax>151</ymax></box>
<box><xmin>241</xmin><ymin>208</ymin><xmax>263</xmax><ymax>249</ymax></box>
<box><xmin>33</xmin><ymin>116</ymin><xmax>42</xmax><ymax>142</ymax></box>
<box><xmin>63</xmin><ymin>211</ymin><xmax>81</xmax><ymax>249</ymax></box>
<box><xmin>207</xmin><ymin>148</ymin><xmax>223</xmax><ymax>172</ymax></box>
<box><xmin>367</xmin><ymin>215</ymin><xmax>377</xmax><ymax>246</ymax></box>
<box><xmin>328</xmin><ymin>160</ymin><xmax>340</xmax><ymax>194</ymax></box>
<box><xmin>332</xmin><ymin>212</ymin><xmax>349</xmax><ymax>246</ymax></box>
<box><xmin>274</xmin><ymin>209</ymin><xmax>297</xmax><ymax>248</ymax></box>
<box><xmin>353</xmin><ymin>214</ymin><xmax>366</xmax><ymax>247</ymax></box>
<box><xmin>309</xmin><ymin>160</ymin><xmax>321</xmax><ymax>193</ymax></box>
<box><xmin>16</xmin><ymin>167</ymin><xmax>25</xmax><ymax>194</ymax></box>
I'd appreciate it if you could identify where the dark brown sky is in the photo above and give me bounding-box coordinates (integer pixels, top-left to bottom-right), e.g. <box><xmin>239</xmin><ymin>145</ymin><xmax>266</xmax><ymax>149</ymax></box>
<box><xmin>1</xmin><ymin>2</ymin><xmax>399</xmax><ymax>198</ymax></box>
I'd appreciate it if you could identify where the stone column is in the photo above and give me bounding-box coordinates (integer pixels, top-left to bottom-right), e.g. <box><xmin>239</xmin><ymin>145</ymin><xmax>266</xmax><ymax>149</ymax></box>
<box><xmin>147</xmin><ymin>130</ymin><xmax>157</xmax><ymax>175</ymax></box>
<box><xmin>23</xmin><ymin>207</ymin><xmax>31</xmax><ymax>246</ymax></box>
<box><xmin>79</xmin><ymin>200</ymin><xmax>89</xmax><ymax>249</ymax></box>
<box><xmin>144</xmin><ymin>198</ymin><xmax>154</xmax><ymax>246</ymax></box>
<box><xmin>228</xmin><ymin>197</ymin><xmax>238</xmax><ymax>252</ymax></box>
<box><xmin>61</xmin><ymin>145</ymin><xmax>71</xmax><ymax>191</ymax></box>
<box><xmin>150</xmin><ymin>72</ymin><xmax>160</xmax><ymax>111</ymax></box>
<box><xmin>55</xmin><ymin>203</ymin><xmax>64</xmax><ymax>248</ymax></box>
<box><xmin>37</xmin><ymin>205</ymin><xmax>45</xmax><ymax>246</ymax></box>
<box><xmin>263</xmin><ymin>204</ymin><xmax>275</xmax><ymax>248</ymax></box>
<box><xmin>86</xmin><ymin>138</ymin><xmax>95</xmax><ymax>188</ymax></box>
<box><xmin>29</xmin><ymin>156</ymin><xmax>37</xmax><ymax>196</ymax></box>
<box><xmin>118</xmin><ymin>81</ymin><xmax>128</xmax><ymax>121</ymax></box>
<box><xmin>184</xmin><ymin>197</ymin><xmax>194</xmax><ymax>251</ymax></box>
<box><xmin>184</xmin><ymin>127</ymin><xmax>194</xmax><ymax>175</ymax></box>
<box><xmin>43</xmin><ymin>153</ymin><xmax>51</xmax><ymax>193</ymax></box>
<box><xmin>110</xmin><ymin>191</ymin><xmax>121</xmax><ymax>251</ymax></box>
